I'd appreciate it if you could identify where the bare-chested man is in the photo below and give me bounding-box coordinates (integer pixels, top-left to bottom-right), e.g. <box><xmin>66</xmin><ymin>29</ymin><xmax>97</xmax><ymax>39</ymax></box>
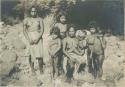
<box><xmin>23</xmin><ymin>6</ymin><xmax>44</xmax><ymax>75</ymax></box>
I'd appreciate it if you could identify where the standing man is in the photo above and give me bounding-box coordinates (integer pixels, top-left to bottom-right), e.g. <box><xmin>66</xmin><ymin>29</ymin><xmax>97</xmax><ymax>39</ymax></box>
<box><xmin>23</xmin><ymin>6</ymin><xmax>44</xmax><ymax>75</ymax></box>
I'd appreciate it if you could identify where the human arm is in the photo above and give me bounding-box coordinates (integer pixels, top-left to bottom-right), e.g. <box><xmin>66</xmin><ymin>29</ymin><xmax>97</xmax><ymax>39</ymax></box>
<box><xmin>34</xmin><ymin>18</ymin><xmax>44</xmax><ymax>44</ymax></box>
<box><xmin>52</xmin><ymin>39</ymin><xmax>61</xmax><ymax>56</ymax></box>
<box><xmin>99</xmin><ymin>36</ymin><xmax>107</xmax><ymax>49</ymax></box>
<box><xmin>71</xmin><ymin>39</ymin><xmax>84</xmax><ymax>56</ymax></box>
<box><xmin>74</xmin><ymin>41</ymin><xmax>87</xmax><ymax>56</ymax></box>
<box><xmin>23</xmin><ymin>19</ymin><xmax>33</xmax><ymax>45</ymax></box>
<box><xmin>63</xmin><ymin>39</ymin><xmax>72</xmax><ymax>59</ymax></box>
<box><xmin>48</xmin><ymin>39</ymin><xmax>53</xmax><ymax>56</ymax></box>
<box><xmin>72</xmin><ymin>47</ymin><xmax>83</xmax><ymax>56</ymax></box>
<box><xmin>77</xmin><ymin>47</ymin><xmax>85</xmax><ymax>56</ymax></box>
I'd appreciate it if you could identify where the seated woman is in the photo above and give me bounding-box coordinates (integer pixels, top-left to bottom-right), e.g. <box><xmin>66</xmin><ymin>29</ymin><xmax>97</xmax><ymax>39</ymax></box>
<box><xmin>63</xmin><ymin>25</ymin><xmax>86</xmax><ymax>82</ymax></box>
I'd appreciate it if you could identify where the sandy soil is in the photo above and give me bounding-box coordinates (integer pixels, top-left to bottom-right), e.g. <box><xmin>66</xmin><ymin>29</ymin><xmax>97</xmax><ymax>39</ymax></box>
<box><xmin>0</xmin><ymin>23</ymin><xmax>125</xmax><ymax>87</ymax></box>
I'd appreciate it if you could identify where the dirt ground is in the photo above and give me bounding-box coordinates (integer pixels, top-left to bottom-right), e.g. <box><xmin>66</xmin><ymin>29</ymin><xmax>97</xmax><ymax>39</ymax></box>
<box><xmin>0</xmin><ymin>23</ymin><xmax>125</xmax><ymax>87</ymax></box>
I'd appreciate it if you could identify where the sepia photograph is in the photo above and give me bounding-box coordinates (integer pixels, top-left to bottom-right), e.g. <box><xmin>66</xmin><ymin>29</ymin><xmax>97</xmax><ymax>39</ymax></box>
<box><xmin>0</xmin><ymin>0</ymin><xmax>125</xmax><ymax>87</ymax></box>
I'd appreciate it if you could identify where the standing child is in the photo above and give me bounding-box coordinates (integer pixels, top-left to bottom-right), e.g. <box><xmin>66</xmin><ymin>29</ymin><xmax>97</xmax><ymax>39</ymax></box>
<box><xmin>53</xmin><ymin>14</ymin><xmax>68</xmax><ymax>75</ymax></box>
<box><xmin>48</xmin><ymin>27</ymin><xmax>61</xmax><ymax>79</ymax></box>
<box><xmin>54</xmin><ymin>14</ymin><xmax>67</xmax><ymax>39</ymax></box>
<box><xmin>87</xmin><ymin>27</ymin><xmax>106</xmax><ymax>79</ymax></box>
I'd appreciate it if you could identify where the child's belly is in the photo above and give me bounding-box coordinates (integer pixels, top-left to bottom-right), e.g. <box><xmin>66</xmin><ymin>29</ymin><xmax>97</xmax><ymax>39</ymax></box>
<box><xmin>50</xmin><ymin>44</ymin><xmax>58</xmax><ymax>51</ymax></box>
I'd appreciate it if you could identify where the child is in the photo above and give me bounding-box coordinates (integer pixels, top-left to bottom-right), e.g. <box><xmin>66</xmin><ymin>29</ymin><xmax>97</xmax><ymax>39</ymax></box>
<box><xmin>48</xmin><ymin>27</ymin><xmax>61</xmax><ymax>79</ymax></box>
<box><xmin>53</xmin><ymin>14</ymin><xmax>68</xmax><ymax>75</ymax></box>
<box><xmin>54</xmin><ymin>14</ymin><xmax>67</xmax><ymax>39</ymax></box>
<box><xmin>87</xmin><ymin>27</ymin><xmax>106</xmax><ymax>79</ymax></box>
<box><xmin>76</xmin><ymin>30</ymin><xmax>88</xmax><ymax>73</ymax></box>
<box><xmin>76</xmin><ymin>30</ymin><xmax>87</xmax><ymax>55</ymax></box>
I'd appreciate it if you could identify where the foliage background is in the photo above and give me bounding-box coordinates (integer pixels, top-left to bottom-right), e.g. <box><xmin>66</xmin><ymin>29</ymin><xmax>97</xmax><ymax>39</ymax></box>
<box><xmin>1</xmin><ymin>0</ymin><xmax>124</xmax><ymax>34</ymax></box>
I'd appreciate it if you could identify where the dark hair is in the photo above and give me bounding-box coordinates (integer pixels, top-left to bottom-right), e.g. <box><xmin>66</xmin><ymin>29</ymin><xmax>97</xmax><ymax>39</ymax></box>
<box><xmin>30</xmin><ymin>6</ymin><xmax>38</xmax><ymax>11</ymax></box>
<box><xmin>29</xmin><ymin>6</ymin><xmax>38</xmax><ymax>16</ymax></box>
<box><xmin>67</xmin><ymin>24</ymin><xmax>76</xmax><ymax>32</ymax></box>
<box><xmin>98</xmin><ymin>29</ymin><xmax>105</xmax><ymax>35</ymax></box>
<box><xmin>50</xmin><ymin>27</ymin><xmax>60</xmax><ymax>36</ymax></box>
<box><xmin>82</xmin><ymin>30</ymin><xmax>87</xmax><ymax>35</ymax></box>
<box><xmin>56</xmin><ymin>13</ymin><xmax>66</xmax><ymax>22</ymax></box>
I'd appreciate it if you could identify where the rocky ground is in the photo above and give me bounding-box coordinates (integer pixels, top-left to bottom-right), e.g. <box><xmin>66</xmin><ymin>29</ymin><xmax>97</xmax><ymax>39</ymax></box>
<box><xmin>0</xmin><ymin>23</ymin><xmax>125</xmax><ymax>87</ymax></box>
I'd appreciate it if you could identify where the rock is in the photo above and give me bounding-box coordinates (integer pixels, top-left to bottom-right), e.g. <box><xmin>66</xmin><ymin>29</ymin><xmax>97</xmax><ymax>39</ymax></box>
<box><xmin>103</xmin><ymin>35</ymin><xmax>125</xmax><ymax>82</ymax></box>
<box><xmin>0</xmin><ymin>62</ymin><xmax>16</xmax><ymax>77</ymax></box>
<box><xmin>0</xmin><ymin>43</ymin><xmax>7</xmax><ymax>54</ymax></box>
<box><xmin>12</xmin><ymin>38</ymin><xmax>26</xmax><ymax>50</ymax></box>
<box><xmin>103</xmin><ymin>58</ymin><xmax>124</xmax><ymax>81</ymax></box>
<box><xmin>4</xmin><ymin>29</ymin><xmax>26</xmax><ymax>50</ymax></box>
<box><xmin>0</xmin><ymin>50</ymin><xmax>17</xmax><ymax>62</ymax></box>
<box><xmin>0</xmin><ymin>50</ymin><xmax>17</xmax><ymax>77</ymax></box>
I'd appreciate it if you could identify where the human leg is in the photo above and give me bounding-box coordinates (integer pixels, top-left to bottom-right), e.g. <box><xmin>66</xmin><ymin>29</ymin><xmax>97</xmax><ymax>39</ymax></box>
<box><xmin>98</xmin><ymin>55</ymin><xmax>104</xmax><ymax>78</ymax></box>
<box><xmin>54</xmin><ymin>57</ymin><xmax>59</xmax><ymax>78</ymax></box>
<box><xmin>37</xmin><ymin>57</ymin><xmax>44</xmax><ymax>74</ymax></box>
<box><xmin>29</xmin><ymin>55</ymin><xmax>36</xmax><ymax>75</ymax></box>
<box><xmin>66</xmin><ymin>61</ymin><xmax>75</xmax><ymax>82</ymax></box>
<box><xmin>87</xmin><ymin>50</ymin><xmax>92</xmax><ymax>73</ymax></box>
<box><xmin>63</xmin><ymin>56</ymin><xmax>68</xmax><ymax>74</ymax></box>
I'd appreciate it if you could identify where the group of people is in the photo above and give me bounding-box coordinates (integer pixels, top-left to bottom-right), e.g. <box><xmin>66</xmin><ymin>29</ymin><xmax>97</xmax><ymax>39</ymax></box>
<box><xmin>23</xmin><ymin>7</ymin><xmax>106</xmax><ymax>82</ymax></box>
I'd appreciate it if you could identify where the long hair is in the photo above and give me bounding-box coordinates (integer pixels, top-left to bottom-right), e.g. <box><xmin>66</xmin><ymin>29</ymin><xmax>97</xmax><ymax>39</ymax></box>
<box><xmin>29</xmin><ymin>6</ymin><xmax>39</xmax><ymax>17</ymax></box>
<box><xmin>50</xmin><ymin>27</ymin><xmax>60</xmax><ymax>37</ymax></box>
<box><xmin>56</xmin><ymin>13</ymin><xmax>67</xmax><ymax>22</ymax></box>
<box><xmin>67</xmin><ymin>24</ymin><xmax>77</xmax><ymax>32</ymax></box>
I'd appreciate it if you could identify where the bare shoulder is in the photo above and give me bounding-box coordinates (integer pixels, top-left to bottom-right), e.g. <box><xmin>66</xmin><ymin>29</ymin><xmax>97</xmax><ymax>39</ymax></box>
<box><xmin>23</xmin><ymin>17</ymin><xmax>30</xmax><ymax>23</ymax></box>
<box><xmin>63</xmin><ymin>37</ymin><xmax>68</xmax><ymax>43</ymax></box>
<box><xmin>57</xmin><ymin>38</ymin><xmax>61</xmax><ymax>42</ymax></box>
<box><xmin>37</xmin><ymin>17</ymin><xmax>43</xmax><ymax>22</ymax></box>
<box><xmin>86</xmin><ymin>35</ymin><xmax>92</xmax><ymax>40</ymax></box>
<box><xmin>54</xmin><ymin>23</ymin><xmax>60</xmax><ymax>27</ymax></box>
